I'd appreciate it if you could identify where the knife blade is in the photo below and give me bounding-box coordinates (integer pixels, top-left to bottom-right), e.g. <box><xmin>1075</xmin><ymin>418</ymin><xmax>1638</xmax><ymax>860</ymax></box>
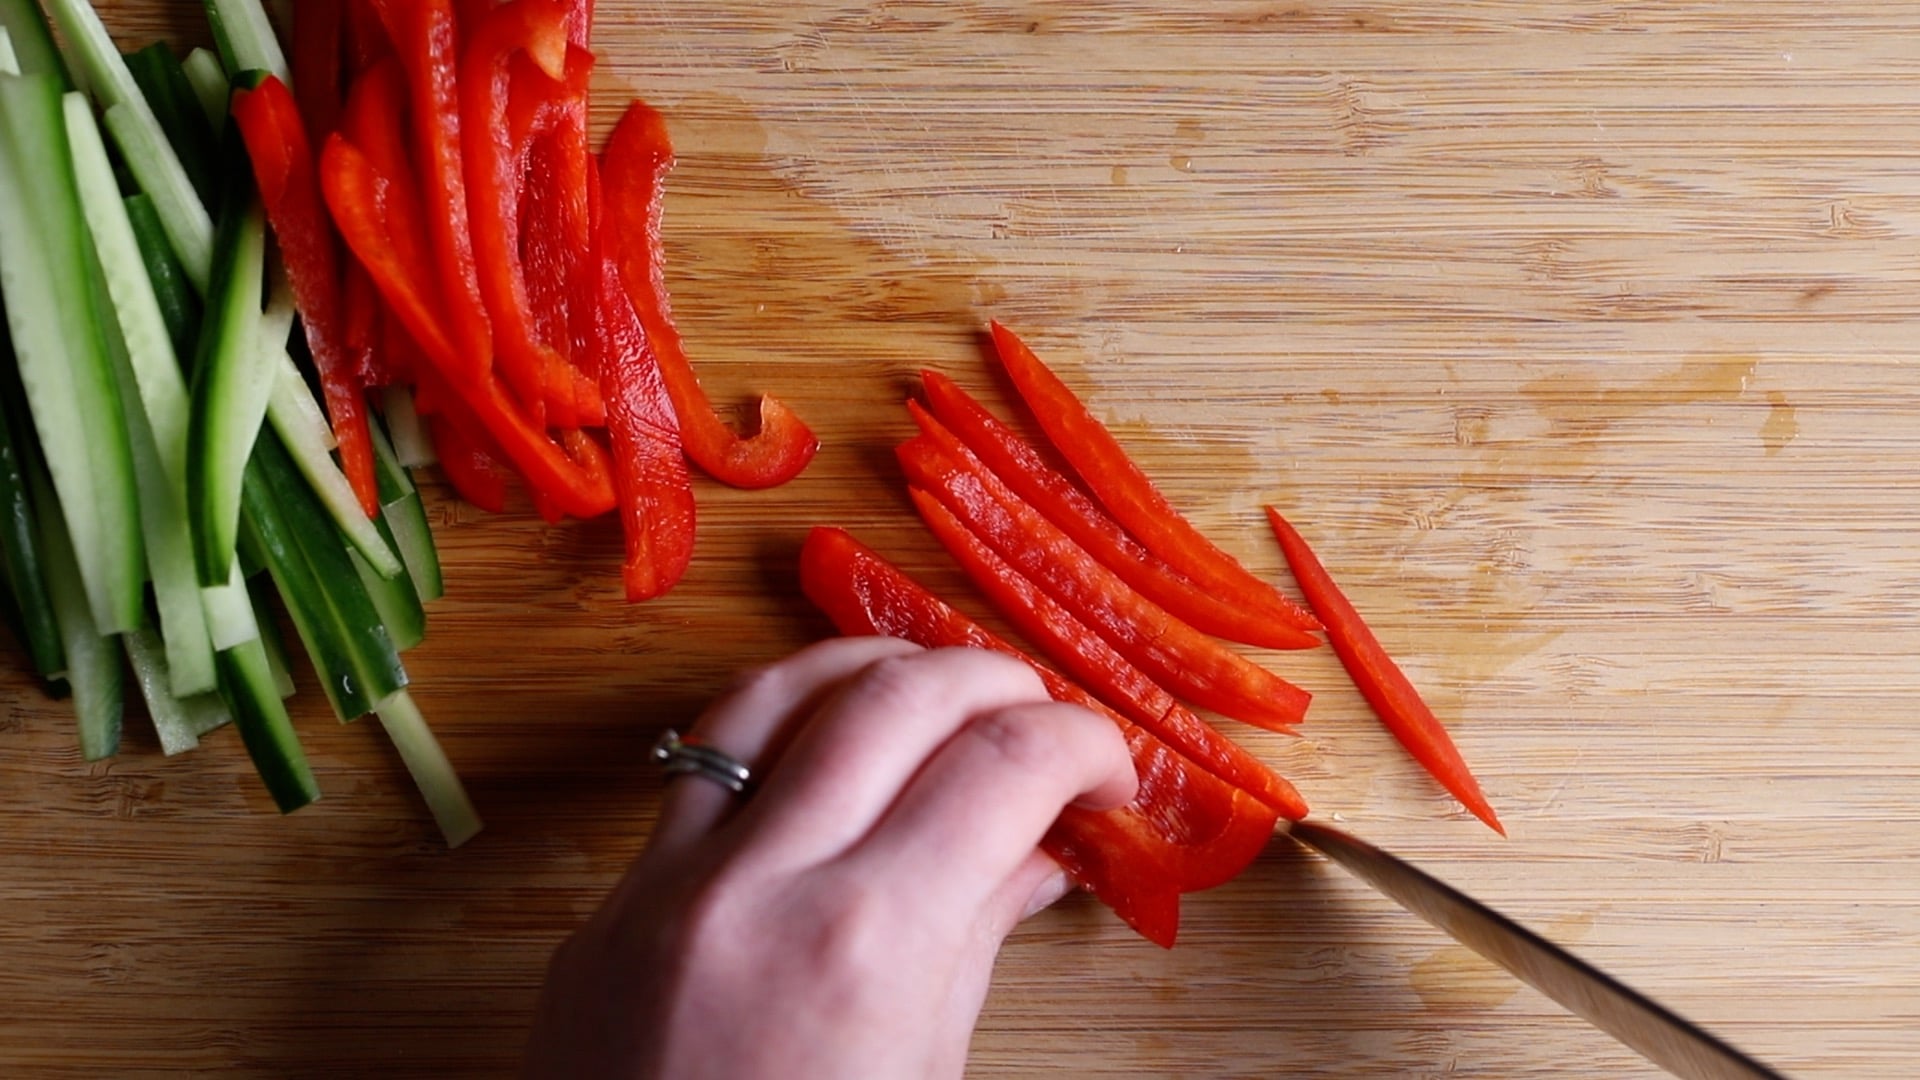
<box><xmin>1283</xmin><ymin>819</ymin><xmax>1789</xmax><ymax>1080</ymax></box>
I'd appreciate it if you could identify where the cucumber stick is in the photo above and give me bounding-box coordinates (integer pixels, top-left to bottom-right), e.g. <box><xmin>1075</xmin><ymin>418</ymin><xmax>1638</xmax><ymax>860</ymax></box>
<box><xmin>203</xmin><ymin>0</ymin><xmax>288</xmax><ymax>87</ymax></box>
<box><xmin>381</xmin><ymin>385</ymin><xmax>436</xmax><ymax>469</ymax></box>
<box><xmin>184</xmin><ymin>161</ymin><xmax>269</xmax><ymax>589</ymax></box>
<box><xmin>377</xmin><ymin>690</ymin><xmax>481</xmax><ymax>848</ymax></box>
<box><xmin>243</xmin><ymin>429</ymin><xmax>406</xmax><ymax>722</ymax></box>
<box><xmin>124</xmin><ymin>623</ymin><xmax>230</xmax><ymax>755</ymax></box>
<box><xmin>0</xmin><ymin>298</ymin><xmax>63</xmax><ymax>682</ymax></box>
<box><xmin>103</xmin><ymin>100</ymin><xmax>213</xmax><ymax>295</ymax></box>
<box><xmin>32</xmin><ymin>464</ymin><xmax>119</xmax><ymax>760</ymax></box>
<box><xmin>0</xmin><ymin>26</ymin><xmax>15</xmax><ymax>77</ymax></box>
<box><xmin>247</xmin><ymin>577</ymin><xmax>296</xmax><ymax>699</ymax></box>
<box><xmin>371</xmin><ymin>418</ymin><xmax>443</xmax><ymax>603</ymax></box>
<box><xmin>124</xmin><ymin>193</ymin><xmax>200</xmax><ymax>363</ymax></box>
<box><xmin>180</xmin><ymin>48</ymin><xmax>227</xmax><ymax>135</ymax></box>
<box><xmin>123</xmin><ymin>43</ymin><xmax>219</xmax><ymax>210</ymax></box>
<box><xmin>216</xmin><ymin>631</ymin><xmax>318</xmax><ymax>813</ymax></box>
<box><xmin>0</xmin><ymin>72</ymin><xmax>144</xmax><ymax>636</ymax></box>
<box><xmin>0</xmin><ymin>0</ymin><xmax>70</xmax><ymax>87</ymax></box>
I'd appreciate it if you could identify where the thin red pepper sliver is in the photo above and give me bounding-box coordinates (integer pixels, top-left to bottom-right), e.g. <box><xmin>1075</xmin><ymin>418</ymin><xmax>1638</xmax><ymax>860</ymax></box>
<box><xmin>459</xmin><ymin>0</ymin><xmax>569</xmax><ymax>424</ymax></box>
<box><xmin>908</xmin><ymin>486</ymin><xmax>1308</xmax><ymax>819</ymax></box>
<box><xmin>899</xmin><ymin>405</ymin><xmax>1311</xmax><ymax>732</ymax></box>
<box><xmin>601</xmin><ymin>99</ymin><xmax>818</xmax><ymax>490</ymax></box>
<box><xmin>921</xmin><ymin>370</ymin><xmax>1318</xmax><ymax>652</ymax></box>
<box><xmin>594</xmin><ymin>247</ymin><xmax>694</xmax><ymax>601</ymax></box>
<box><xmin>370</xmin><ymin>0</ymin><xmax>494</xmax><ymax>368</ymax></box>
<box><xmin>989</xmin><ymin>322</ymin><xmax>1321</xmax><ymax>635</ymax></box>
<box><xmin>345</xmin><ymin>0</ymin><xmax>390</xmax><ymax>75</ymax></box>
<box><xmin>232</xmin><ymin>77</ymin><xmax>379</xmax><ymax>517</ymax></box>
<box><xmin>291</xmin><ymin>0</ymin><xmax>344</xmax><ymax>143</ymax></box>
<box><xmin>566</xmin><ymin>0</ymin><xmax>594</xmax><ymax>49</ymax></box>
<box><xmin>1266</xmin><ymin>508</ymin><xmax>1505</xmax><ymax>836</ymax></box>
<box><xmin>798</xmin><ymin>526</ymin><xmax>1280</xmax><ymax>947</ymax></box>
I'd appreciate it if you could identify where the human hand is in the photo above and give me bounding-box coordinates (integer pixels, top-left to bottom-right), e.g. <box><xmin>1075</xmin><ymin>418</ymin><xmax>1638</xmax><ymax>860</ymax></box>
<box><xmin>523</xmin><ymin>636</ymin><xmax>1138</xmax><ymax>1079</ymax></box>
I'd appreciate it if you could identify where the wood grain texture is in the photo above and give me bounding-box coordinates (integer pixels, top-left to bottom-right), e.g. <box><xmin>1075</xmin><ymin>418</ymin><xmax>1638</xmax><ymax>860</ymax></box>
<box><xmin>4</xmin><ymin>1</ymin><xmax>1918</xmax><ymax>1075</ymax></box>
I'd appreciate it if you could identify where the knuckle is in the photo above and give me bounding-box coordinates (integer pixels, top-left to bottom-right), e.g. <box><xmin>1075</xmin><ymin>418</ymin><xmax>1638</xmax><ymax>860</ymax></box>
<box><xmin>965</xmin><ymin>706</ymin><xmax>1066</xmax><ymax>778</ymax></box>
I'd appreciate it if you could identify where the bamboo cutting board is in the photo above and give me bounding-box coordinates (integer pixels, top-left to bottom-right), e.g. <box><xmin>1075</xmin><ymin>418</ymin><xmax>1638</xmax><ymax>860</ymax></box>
<box><xmin>4</xmin><ymin>2</ymin><xmax>1918</xmax><ymax>1076</ymax></box>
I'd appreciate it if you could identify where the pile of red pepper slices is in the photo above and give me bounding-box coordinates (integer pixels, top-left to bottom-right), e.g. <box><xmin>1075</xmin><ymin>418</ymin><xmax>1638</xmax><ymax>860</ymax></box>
<box><xmin>801</xmin><ymin>323</ymin><xmax>1503</xmax><ymax>946</ymax></box>
<box><xmin>230</xmin><ymin>0</ymin><xmax>814</xmax><ymax>602</ymax></box>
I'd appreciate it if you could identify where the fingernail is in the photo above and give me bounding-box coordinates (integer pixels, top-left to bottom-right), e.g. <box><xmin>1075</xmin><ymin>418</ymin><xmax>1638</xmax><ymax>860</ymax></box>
<box><xmin>1020</xmin><ymin>868</ymin><xmax>1074</xmax><ymax>920</ymax></box>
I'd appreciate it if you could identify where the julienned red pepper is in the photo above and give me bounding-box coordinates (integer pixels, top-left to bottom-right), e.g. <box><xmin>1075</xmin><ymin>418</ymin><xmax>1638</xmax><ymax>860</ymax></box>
<box><xmin>344</xmin><ymin>0</ymin><xmax>389</xmax><ymax>75</ymax></box>
<box><xmin>989</xmin><ymin>321</ymin><xmax>1322</xmax><ymax>635</ymax></box>
<box><xmin>594</xmin><ymin>246</ymin><xmax>694</xmax><ymax>600</ymax></box>
<box><xmin>291</xmin><ymin>0</ymin><xmax>343</xmax><ymax>144</ymax></box>
<box><xmin>899</xmin><ymin>404</ymin><xmax>1312</xmax><ymax>732</ymax></box>
<box><xmin>907</xmin><ymin>486</ymin><xmax>1307</xmax><ymax>818</ymax></box>
<box><xmin>798</xmin><ymin>526</ymin><xmax>1280</xmax><ymax>947</ymax></box>
<box><xmin>231</xmin><ymin>76</ymin><xmax>379</xmax><ymax>517</ymax></box>
<box><xmin>566</xmin><ymin>0</ymin><xmax>594</xmax><ymax>49</ymax></box>
<box><xmin>459</xmin><ymin>0</ymin><xmax>569</xmax><ymax>424</ymax></box>
<box><xmin>601</xmin><ymin>99</ymin><xmax>819</xmax><ymax>490</ymax></box>
<box><xmin>1267</xmin><ymin>508</ymin><xmax>1505</xmax><ymax>836</ymax></box>
<box><xmin>370</xmin><ymin>0</ymin><xmax>494</xmax><ymax>369</ymax></box>
<box><xmin>921</xmin><ymin>370</ymin><xmax>1318</xmax><ymax>652</ymax></box>
<box><xmin>322</xmin><ymin>134</ymin><xmax>615</xmax><ymax>519</ymax></box>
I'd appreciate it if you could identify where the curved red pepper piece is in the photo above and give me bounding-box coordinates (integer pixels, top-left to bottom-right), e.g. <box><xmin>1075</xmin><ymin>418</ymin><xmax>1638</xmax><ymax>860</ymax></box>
<box><xmin>899</xmin><ymin>404</ymin><xmax>1311</xmax><ymax>732</ymax></box>
<box><xmin>921</xmin><ymin>370</ymin><xmax>1318</xmax><ymax>651</ymax></box>
<box><xmin>601</xmin><ymin>99</ymin><xmax>818</xmax><ymax>490</ymax></box>
<box><xmin>798</xmin><ymin>526</ymin><xmax>1281</xmax><ymax>947</ymax></box>
<box><xmin>1267</xmin><ymin>508</ymin><xmax>1504</xmax><ymax>835</ymax></box>
<box><xmin>370</xmin><ymin>0</ymin><xmax>494</xmax><ymax>369</ymax></box>
<box><xmin>459</xmin><ymin>0</ymin><xmax>569</xmax><ymax>425</ymax></box>
<box><xmin>907</xmin><ymin>486</ymin><xmax>1307</xmax><ymax>818</ymax></box>
<box><xmin>231</xmin><ymin>76</ymin><xmax>379</xmax><ymax>517</ymax></box>
<box><xmin>989</xmin><ymin>322</ymin><xmax>1321</xmax><ymax>634</ymax></box>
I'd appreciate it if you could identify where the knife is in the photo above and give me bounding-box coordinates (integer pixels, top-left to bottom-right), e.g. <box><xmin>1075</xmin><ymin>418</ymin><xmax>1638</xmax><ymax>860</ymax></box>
<box><xmin>1282</xmin><ymin>819</ymin><xmax>1789</xmax><ymax>1080</ymax></box>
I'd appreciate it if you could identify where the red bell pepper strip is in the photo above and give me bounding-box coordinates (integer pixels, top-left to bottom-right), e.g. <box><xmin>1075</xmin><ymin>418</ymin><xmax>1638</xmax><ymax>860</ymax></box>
<box><xmin>321</xmin><ymin>134</ymin><xmax>615</xmax><ymax>518</ymax></box>
<box><xmin>515</xmin><ymin>45</ymin><xmax>601</xmax><ymax>428</ymax></box>
<box><xmin>566</xmin><ymin>0</ymin><xmax>594</xmax><ymax>49</ymax></box>
<box><xmin>231</xmin><ymin>76</ymin><xmax>380</xmax><ymax>517</ymax></box>
<box><xmin>291</xmin><ymin>0</ymin><xmax>344</xmax><ymax>143</ymax></box>
<box><xmin>907</xmin><ymin>485</ymin><xmax>1307</xmax><ymax>817</ymax></box>
<box><xmin>899</xmin><ymin>404</ymin><xmax>1311</xmax><ymax>732</ymax></box>
<box><xmin>601</xmin><ymin>99</ymin><xmax>819</xmax><ymax>490</ymax></box>
<box><xmin>989</xmin><ymin>321</ymin><xmax>1321</xmax><ymax>635</ymax></box>
<box><xmin>345</xmin><ymin>0</ymin><xmax>391</xmax><ymax>75</ymax></box>
<box><xmin>1266</xmin><ymin>508</ymin><xmax>1504</xmax><ymax>836</ymax></box>
<box><xmin>921</xmin><ymin>370</ymin><xmax>1318</xmax><ymax>652</ymax></box>
<box><xmin>798</xmin><ymin>525</ymin><xmax>1280</xmax><ymax>947</ymax></box>
<box><xmin>370</xmin><ymin>0</ymin><xmax>494</xmax><ymax>369</ymax></box>
<box><xmin>459</xmin><ymin>0</ymin><xmax>569</xmax><ymax>424</ymax></box>
<box><xmin>594</xmin><ymin>249</ymin><xmax>694</xmax><ymax>600</ymax></box>
<box><xmin>427</xmin><ymin>412</ymin><xmax>512</xmax><ymax>513</ymax></box>
<box><xmin>908</xmin><ymin>486</ymin><xmax>1307</xmax><ymax>818</ymax></box>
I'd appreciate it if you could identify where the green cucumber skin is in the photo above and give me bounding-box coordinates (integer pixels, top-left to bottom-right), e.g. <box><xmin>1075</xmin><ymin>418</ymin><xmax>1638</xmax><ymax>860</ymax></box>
<box><xmin>124</xmin><ymin>193</ymin><xmax>201</xmax><ymax>363</ymax></box>
<box><xmin>0</xmin><ymin>0</ymin><xmax>70</xmax><ymax>88</ymax></box>
<box><xmin>369</xmin><ymin>417</ymin><xmax>443</xmax><ymax>603</ymax></box>
<box><xmin>216</xmin><ymin>633</ymin><xmax>318</xmax><ymax>813</ymax></box>
<box><xmin>30</xmin><ymin>462</ymin><xmax>120</xmax><ymax>761</ymax></box>
<box><xmin>0</xmin><ymin>288</ymin><xmax>63</xmax><ymax>681</ymax></box>
<box><xmin>123</xmin><ymin>43</ymin><xmax>219</xmax><ymax>210</ymax></box>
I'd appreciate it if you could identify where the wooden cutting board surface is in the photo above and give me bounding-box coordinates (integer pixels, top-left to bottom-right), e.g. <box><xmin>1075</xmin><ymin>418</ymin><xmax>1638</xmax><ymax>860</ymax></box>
<box><xmin>5</xmin><ymin>2</ymin><xmax>1919</xmax><ymax>1076</ymax></box>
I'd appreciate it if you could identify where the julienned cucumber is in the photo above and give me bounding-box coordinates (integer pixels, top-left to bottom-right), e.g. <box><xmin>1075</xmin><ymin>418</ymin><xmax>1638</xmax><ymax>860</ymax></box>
<box><xmin>202</xmin><ymin>0</ymin><xmax>288</xmax><ymax>87</ymax></box>
<box><xmin>216</xmin><ymin>630</ymin><xmax>319</xmax><ymax>813</ymax></box>
<box><xmin>0</xmin><ymin>0</ymin><xmax>70</xmax><ymax>88</ymax></box>
<box><xmin>123</xmin><ymin>42</ymin><xmax>219</xmax><ymax>210</ymax></box>
<box><xmin>184</xmin><ymin>146</ymin><xmax>268</xmax><ymax>588</ymax></box>
<box><xmin>371</xmin><ymin>418</ymin><xmax>444</xmax><ymax>603</ymax></box>
<box><xmin>243</xmin><ymin>428</ymin><xmax>406</xmax><ymax>722</ymax></box>
<box><xmin>0</xmin><ymin>290</ymin><xmax>64</xmax><ymax>682</ymax></box>
<box><xmin>31</xmin><ymin>462</ymin><xmax>119</xmax><ymax>760</ymax></box>
<box><xmin>377</xmin><ymin>690</ymin><xmax>482</xmax><ymax>849</ymax></box>
<box><xmin>0</xmin><ymin>71</ymin><xmax>145</xmax><ymax>636</ymax></box>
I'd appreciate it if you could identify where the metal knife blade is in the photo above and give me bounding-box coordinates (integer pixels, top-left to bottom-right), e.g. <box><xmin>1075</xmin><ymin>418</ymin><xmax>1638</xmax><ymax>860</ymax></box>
<box><xmin>1283</xmin><ymin>819</ymin><xmax>1788</xmax><ymax>1080</ymax></box>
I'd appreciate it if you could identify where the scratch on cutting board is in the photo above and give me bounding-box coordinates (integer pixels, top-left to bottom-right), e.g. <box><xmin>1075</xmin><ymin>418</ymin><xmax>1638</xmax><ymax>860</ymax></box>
<box><xmin>1532</xmin><ymin>736</ymin><xmax>1592</xmax><ymax>818</ymax></box>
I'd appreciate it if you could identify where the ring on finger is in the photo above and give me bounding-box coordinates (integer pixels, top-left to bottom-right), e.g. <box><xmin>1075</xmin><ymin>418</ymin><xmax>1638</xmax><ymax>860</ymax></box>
<box><xmin>653</xmin><ymin>728</ymin><xmax>755</xmax><ymax>795</ymax></box>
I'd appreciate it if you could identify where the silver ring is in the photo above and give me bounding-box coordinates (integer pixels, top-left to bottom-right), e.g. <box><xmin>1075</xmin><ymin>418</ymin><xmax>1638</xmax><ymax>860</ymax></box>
<box><xmin>652</xmin><ymin>728</ymin><xmax>754</xmax><ymax>794</ymax></box>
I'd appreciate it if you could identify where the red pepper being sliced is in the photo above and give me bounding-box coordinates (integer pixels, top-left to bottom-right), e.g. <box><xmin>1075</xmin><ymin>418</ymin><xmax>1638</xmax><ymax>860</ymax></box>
<box><xmin>1267</xmin><ymin>508</ymin><xmax>1505</xmax><ymax>836</ymax></box>
<box><xmin>594</xmin><ymin>247</ymin><xmax>693</xmax><ymax>601</ymax></box>
<box><xmin>291</xmin><ymin>0</ymin><xmax>344</xmax><ymax>143</ymax></box>
<box><xmin>899</xmin><ymin>404</ymin><xmax>1311</xmax><ymax>732</ymax></box>
<box><xmin>370</xmin><ymin>0</ymin><xmax>494</xmax><ymax>369</ymax></box>
<box><xmin>459</xmin><ymin>0</ymin><xmax>569</xmax><ymax>424</ymax></box>
<box><xmin>601</xmin><ymin>99</ymin><xmax>818</xmax><ymax>490</ymax></box>
<box><xmin>921</xmin><ymin>370</ymin><xmax>1318</xmax><ymax>652</ymax></box>
<box><xmin>907</xmin><ymin>486</ymin><xmax>1306</xmax><ymax>819</ymax></box>
<box><xmin>232</xmin><ymin>76</ymin><xmax>379</xmax><ymax>517</ymax></box>
<box><xmin>798</xmin><ymin>525</ymin><xmax>1280</xmax><ymax>947</ymax></box>
<box><xmin>322</xmin><ymin>133</ymin><xmax>615</xmax><ymax>518</ymax></box>
<box><xmin>989</xmin><ymin>321</ymin><xmax>1321</xmax><ymax>635</ymax></box>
